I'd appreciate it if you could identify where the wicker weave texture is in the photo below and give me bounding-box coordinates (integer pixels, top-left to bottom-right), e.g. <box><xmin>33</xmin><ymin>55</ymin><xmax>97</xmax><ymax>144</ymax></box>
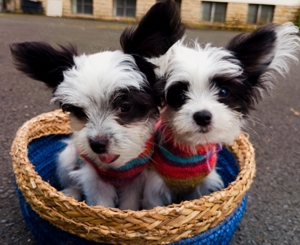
<box><xmin>11</xmin><ymin>110</ymin><xmax>256</xmax><ymax>245</ymax></box>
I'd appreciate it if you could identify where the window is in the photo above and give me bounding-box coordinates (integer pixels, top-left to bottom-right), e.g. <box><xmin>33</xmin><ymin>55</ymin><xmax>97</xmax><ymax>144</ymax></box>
<box><xmin>114</xmin><ymin>0</ymin><xmax>136</xmax><ymax>17</ymax></box>
<box><xmin>72</xmin><ymin>0</ymin><xmax>93</xmax><ymax>14</ymax></box>
<box><xmin>201</xmin><ymin>2</ymin><xmax>227</xmax><ymax>23</ymax></box>
<box><xmin>247</xmin><ymin>4</ymin><xmax>274</xmax><ymax>24</ymax></box>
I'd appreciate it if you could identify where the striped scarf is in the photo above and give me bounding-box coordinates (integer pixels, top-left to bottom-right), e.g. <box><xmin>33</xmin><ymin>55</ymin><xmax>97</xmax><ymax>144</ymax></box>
<box><xmin>151</xmin><ymin>124</ymin><xmax>220</xmax><ymax>193</ymax></box>
<box><xmin>77</xmin><ymin>137</ymin><xmax>154</xmax><ymax>187</ymax></box>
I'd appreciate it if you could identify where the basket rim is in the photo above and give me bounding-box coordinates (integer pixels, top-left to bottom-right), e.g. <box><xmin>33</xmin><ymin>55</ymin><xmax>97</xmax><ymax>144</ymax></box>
<box><xmin>11</xmin><ymin>109</ymin><xmax>256</xmax><ymax>244</ymax></box>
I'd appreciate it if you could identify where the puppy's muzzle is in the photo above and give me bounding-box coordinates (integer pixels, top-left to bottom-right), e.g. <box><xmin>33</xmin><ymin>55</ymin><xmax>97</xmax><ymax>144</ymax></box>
<box><xmin>89</xmin><ymin>137</ymin><xmax>108</xmax><ymax>154</ymax></box>
<box><xmin>193</xmin><ymin>110</ymin><xmax>212</xmax><ymax>127</ymax></box>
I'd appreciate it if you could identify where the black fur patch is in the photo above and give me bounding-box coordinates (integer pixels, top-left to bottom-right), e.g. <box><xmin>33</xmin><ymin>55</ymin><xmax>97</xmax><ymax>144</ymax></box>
<box><xmin>153</xmin><ymin>77</ymin><xmax>167</xmax><ymax>107</ymax></box>
<box><xmin>132</xmin><ymin>54</ymin><xmax>157</xmax><ymax>86</ymax></box>
<box><xmin>121</xmin><ymin>57</ymin><xmax>160</xmax><ymax>107</ymax></box>
<box><xmin>166</xmin><ymin>81</ymin><xmax>189</xmax><ymax>110</ymax></box>
<box><xmin>61</xmin><ymin>104</ymin><xmax>87</xmax><ymax>122</ymax></box>
<box><xmin>120</xmin><ymin>0</ymin><xmax>185</xmax><ymax>109</ymax></box>
<box><xmin>10</xmin><ymin>42</ymin><xmax>77</xmax><ymax>89</ymax></box>
<box><xmin>223</xmin><ymin>23</ymin><xmax>280</xmax><ymax>113</ymax></box>
<box><xmin>225</xmin><ymin>23</ymin><xmax>277</xmax><ymax>86</ymax></box>
<box><xmin>211</xmin><ymin>74</ymin><xmax>258</xmax><ymax>115</ymax></box>
<box><xmin>111</xmin><ymin>87</ymin><xmax>159</xmax><ymax>125</ymax></box>
<box><xmin>120</xmin><ymin>0</ymin><xmax>185</xmax><ymax>58</ymax></box>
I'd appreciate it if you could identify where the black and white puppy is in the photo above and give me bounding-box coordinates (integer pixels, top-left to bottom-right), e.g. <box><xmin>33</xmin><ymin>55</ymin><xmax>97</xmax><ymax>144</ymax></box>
<box><xmin>10</xmin><ymin>0</ymin><xmax>184</xmax><ymax>210</ymax></box>
<box><xmin>143</xmin><ymin>22</ymin><xmax>300</xmax><ymax>209</ymax></box>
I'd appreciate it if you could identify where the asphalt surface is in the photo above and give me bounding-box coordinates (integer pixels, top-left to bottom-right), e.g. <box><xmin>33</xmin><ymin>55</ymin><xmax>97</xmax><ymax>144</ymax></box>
<box><xmin>0</xmin><ymin>13</ymin><xmax>299</xmax><ymax>245</ymax></box>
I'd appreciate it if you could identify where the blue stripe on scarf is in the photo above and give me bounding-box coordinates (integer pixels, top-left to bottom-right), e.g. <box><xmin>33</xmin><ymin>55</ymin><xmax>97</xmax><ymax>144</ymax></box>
<box><xmin>117</xmin><ymin>149</ymin><xmax>154</xmax><ymax>171</ymax></box>
<box><xmin>160</xmin><ymin>145</ymin><xmax>207</xmax><ymax>164</ymax></box>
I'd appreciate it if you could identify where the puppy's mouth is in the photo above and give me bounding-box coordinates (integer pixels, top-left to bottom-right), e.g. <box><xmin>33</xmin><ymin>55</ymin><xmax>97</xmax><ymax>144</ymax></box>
<box><xmin>99</xmin><ymin>154</ymin><xmax>120</xmax><ymax>164</ymax></box>
<box><xmin>198</xmin><ymin>127</ymin><xmax>211</xmax><ymax>134</ymax></box>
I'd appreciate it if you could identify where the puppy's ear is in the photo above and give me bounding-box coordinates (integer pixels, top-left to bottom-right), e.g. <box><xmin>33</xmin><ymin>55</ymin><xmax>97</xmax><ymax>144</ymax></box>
<box><xmin>120</xmin><ymin>0</ymin><xmax>185</xmax><ymax>89</ymax></box>
<box><xmin>120</xmin><ymin>0</ymin><xmax>185</xmax><ymax>58</ymax></box>
<box><xmin>225</xmin><ymin>23</ymin><xmax>300</xmax><ymax>91</ymax></box>
<box><xmin>153</xmin><ymin>77</ymin><xmax>167</xmax><ymax>107</ymax></box>
<box><xmin>10</xmin><ymin>42</ymin><xmax>77</xmax><ymax>89</ymax></box>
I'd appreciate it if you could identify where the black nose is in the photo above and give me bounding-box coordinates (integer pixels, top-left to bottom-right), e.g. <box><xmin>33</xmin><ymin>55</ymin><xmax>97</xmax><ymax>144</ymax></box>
<box><xmin>193</xmin><ymin>110</ymin><xmax>212</xmax><ymax>127</ymax></box>
<box><xmin>89</xmin><ymin>137</ymin><xmax>108</xmax><ymax>154</ymax></box>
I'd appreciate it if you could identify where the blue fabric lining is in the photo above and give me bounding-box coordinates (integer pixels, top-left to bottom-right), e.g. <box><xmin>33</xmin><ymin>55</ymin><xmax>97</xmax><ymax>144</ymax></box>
<box><xmin>15</xmin><ymin>134</ymin><xmax>246</xmax><ymax>245</ymax></box>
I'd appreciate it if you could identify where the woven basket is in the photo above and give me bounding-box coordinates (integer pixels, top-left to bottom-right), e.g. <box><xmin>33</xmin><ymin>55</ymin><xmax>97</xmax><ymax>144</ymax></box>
<box><xmin>11</xmin><ymin>110</ymin><xmax>256</xmax><ymax>245</ymax></box>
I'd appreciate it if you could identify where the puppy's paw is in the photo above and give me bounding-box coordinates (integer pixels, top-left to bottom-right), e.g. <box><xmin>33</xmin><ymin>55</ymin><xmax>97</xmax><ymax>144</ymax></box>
<box><xmin>118</xmin><ymin>200</ymin><xmax>137</xmax><ymax>211</ymax></box>
<box><xmin>56</xmin><ymin>140</ymin><xmax>78</xmax><ymax>188</ymax></box>
<box><xmin>143</xmin><ymin>187</ymin><xmax>172</xmax><ymax>209</ymax></box>
<box><xmin>118</xmin><ymin>170</ymin><xmax>148</xmax><ymax>210</ymax></box>
<box><xmin>185</xmin><ymin>169</ymin><xmax>224</xmax><ymax>200</ymax></box>
<box><xmin>143</xmin><ymin>170</ymin><xmax>172</xmax><ymax>209</ymax></box>
<box><xmin>160</xmin><ymin>189</ymin><xmax>172</xmax><ymax>206</ymax></box>
<box><xmin>61</xmin><ymin>187</ymin><xmax>81</xmax><ymax>201</ymax></box>
<box><xmin>203</xmin><ymin>169</ymin><xmax>224</xmax><ymax>193</ymax></box>
<box><xmin>85</xmin><ymin>185</ymin><xmax>118</xmax><ymax>208</ymax></box>
<box><xmin>68</xmin><ymin>161</ymin><xmax>118</xmax><ymax>208</ymax></box>
<box><xmin>87</xmin><ymin>197</ymin><xmax>117</xmax><ymax>208</ymax></box>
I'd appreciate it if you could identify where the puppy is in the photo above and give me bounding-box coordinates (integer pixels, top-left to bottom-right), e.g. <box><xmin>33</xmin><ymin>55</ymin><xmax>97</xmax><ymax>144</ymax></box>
<box><xmin>10</xmin><ymin>0</ymin><xmax>184</xmax><ymax>210</ymax></box>
<box><xmin>143</xmin><ymin>22</ymin><xmax>300</xmax><ymax>209</ymax></box>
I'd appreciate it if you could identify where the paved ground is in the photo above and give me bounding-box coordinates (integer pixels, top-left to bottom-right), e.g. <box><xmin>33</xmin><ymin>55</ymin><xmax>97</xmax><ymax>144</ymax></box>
<box><xmin>0</xmin><ymin>13</ymin><xmax>299</xmax><ymax>245</ymax></box>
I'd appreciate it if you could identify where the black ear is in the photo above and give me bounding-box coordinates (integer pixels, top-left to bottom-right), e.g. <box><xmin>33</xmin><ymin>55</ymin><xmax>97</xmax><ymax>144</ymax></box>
<box><xmin>153</xmin><ymin>77</ymin><xmax>167</xmax><ymax>107</ymax></box>
<box><xmin>225</xmin><ymin>23</ymin><xmax>278</xmax><ymax>86</ymax></box>
<box><xmin>120</xmin><ymin>0</ymin><xmax>185</xmax><ymax>58</ymax></box>
<box><xmin>226</xmin><ymin>23</ymin><xmax>300</xmax><ymax>91</ymax></box>
<box><xmin>10</xmin><ymin>42</ymin><xmax>77</xmax><ymax>89</ymax></box>
<box><xmin>120</xmin><ymin>0</ymin><xmax>184</xmax><ymax>89</ymax></box>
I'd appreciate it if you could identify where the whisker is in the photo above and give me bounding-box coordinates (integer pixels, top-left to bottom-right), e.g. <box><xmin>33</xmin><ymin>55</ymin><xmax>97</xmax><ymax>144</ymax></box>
<box><xmin>246</xmin><ymin>115</ymin><xmax>268</xmax><ymax>129</ymax></box>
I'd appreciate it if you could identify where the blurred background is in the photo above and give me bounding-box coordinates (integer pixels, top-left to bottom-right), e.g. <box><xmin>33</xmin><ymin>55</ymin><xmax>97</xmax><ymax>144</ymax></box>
<box><xmin>1</xmin><ymin>0</ymin><xmax>300</xmax><ymax>30</ymax></box>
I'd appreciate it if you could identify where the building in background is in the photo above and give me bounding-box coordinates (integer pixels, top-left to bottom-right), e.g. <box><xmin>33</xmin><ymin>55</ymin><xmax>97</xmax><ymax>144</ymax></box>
<box><xmin>12</xmin><ymin>0</ymin><xmax>300</xmax><ymax>28</ymax></box>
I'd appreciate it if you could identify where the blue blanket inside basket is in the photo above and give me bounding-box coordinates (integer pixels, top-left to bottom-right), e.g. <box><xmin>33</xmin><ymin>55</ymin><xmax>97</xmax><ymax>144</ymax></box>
<box><xmin>16</xmin><ymin>134</ymin><xmax>245</xmax><ymax>245</ymax></box>
<box><xmin>27</xmin><ymin>134</ymin><xmax>240</xmax><ymax>190</ymax></box>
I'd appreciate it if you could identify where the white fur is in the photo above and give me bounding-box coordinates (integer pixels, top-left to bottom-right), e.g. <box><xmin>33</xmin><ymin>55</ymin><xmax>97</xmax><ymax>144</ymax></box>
<box><xmin>54</xmin><ymin>51</ymin><xmax>155</xmax><ymax>169</ymax></box>
<box><xmin>55</xmin><ymin>51</ymin><xmax>156</xmax><ymax>209</ymax></box>
<box><xmin>117</xmin><ymin>169</ymin><xmax>148</xmax><ymax>210</ymax></box>
<box><xmin>151</xmin><ymin>23</ymin><xmax>300</xmax><ymax>146</ymax></box>
<box><xmin>143</xmin><ymin>170</ymin><xmax>172</xmax><ymax>209</ymax></box>
<box><xmin>56</xmin><ymin>139</ymin><xmax>77</xmax><ymax>188</ymax></box>
<box><xmin>257</xmin><ymin>22</ymin><xmax>300</xmax><ymax>95</ymax></box>
<box><xmin>144</xmin><ymin>23</ymin><xmax>300</xmax><ymax>209</ymax></box>
<box><xmin>265</xmin><ymin>23</ymin><xmax>300</xmax><ymax>80</ymax></box>
<box><xmin>69</xmin><ymin>162</ymin><xmax>118</xmax><ymax>207</ymax></box>
<box><xmin>153</xmin><ymin>40</ymin><xmax>244</xmax><ymax>146</ymax></box>
<box><xmin>11</xmin><ymin>0</ymin><xmax>184</xmax><ymax>210</ymax></box>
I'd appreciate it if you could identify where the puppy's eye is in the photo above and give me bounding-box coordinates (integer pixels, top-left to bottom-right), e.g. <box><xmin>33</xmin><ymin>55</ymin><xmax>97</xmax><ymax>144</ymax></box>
<box><xmin>177</xmin><ymin>92</ymin><xmax>186</xmax><ymax>102</ymax></box>
<box><xmin>119</xmin><ymin>103</ymin><xmax>132</xmax><ymax>113</ymax></box>
<box><xmin>166</xmin><ymin>82</ymin><xmax>189</xmax><ymax>109</ymax></box>
<box><xmin>219</xmin><ymin>87</ymin><xmax>230</xmax><ymax>98</ymax></box>
<box><xmin>62</xmin><ymin>104</ymin><xmax>87</xmax><ymax>120</ymax></box>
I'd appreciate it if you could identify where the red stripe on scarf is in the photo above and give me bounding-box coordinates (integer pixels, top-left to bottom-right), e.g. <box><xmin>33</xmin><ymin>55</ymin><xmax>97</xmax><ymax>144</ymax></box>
<box><xmin>151</xmin><ymin>123</ymin><xmax>219</xmax><ymax>192</ymax></box>
<box><xmin>151</xmin><ymin>149</ymin><xmax>217</xmax><ymax>179</ymax></box>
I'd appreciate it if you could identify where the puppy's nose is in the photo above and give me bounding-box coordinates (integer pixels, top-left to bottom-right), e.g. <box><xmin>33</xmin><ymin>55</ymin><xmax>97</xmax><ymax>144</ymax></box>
<box><xmin>193</xmin><ymin>110</ymin><xmax>212</xmax><ymax>127</ymax></box>
<box><xmin>89</xmin><ymin>137</ymin><xmax>108</xmax><ymax>154</ymax></box>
